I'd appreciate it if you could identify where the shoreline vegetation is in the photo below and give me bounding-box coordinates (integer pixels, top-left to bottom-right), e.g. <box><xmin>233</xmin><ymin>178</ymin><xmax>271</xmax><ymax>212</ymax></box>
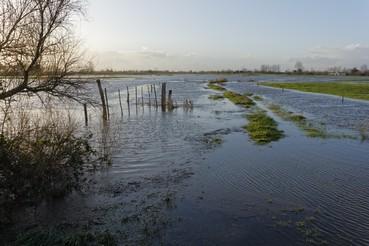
<box><xmin>262</xmin><ymin>82</ymin><xmax>369</xmax><ymax>101</ymax></box>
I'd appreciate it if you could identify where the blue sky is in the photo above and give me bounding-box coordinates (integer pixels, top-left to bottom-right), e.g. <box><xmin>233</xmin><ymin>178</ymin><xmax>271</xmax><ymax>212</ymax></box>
<box><xmin>79</xmin><ymin>0</ymin><xmax>369</xmax><ymax>71</ymax></box>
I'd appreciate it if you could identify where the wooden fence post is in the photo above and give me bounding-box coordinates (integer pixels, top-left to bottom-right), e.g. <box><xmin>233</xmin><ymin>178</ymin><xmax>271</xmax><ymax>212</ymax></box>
<box><xmin>127</xmin><ymin>86</ymin><xmax>130</xmax><ymax>116</ymax></box>
<box><xmin>96</xmin><ymin>79</ymin><xmax>107</xmax><ymax>121</ymax></box>
<box><xmin>104</xmin><ymin>88</ymin><xmax>110</xmax><ymax>120</ymax></box>
<box><xmin>147</xmin><ymin>85</ymin><xmax>151</xmax><ymax>107</ymax></box>
<box><xmin>118</xmin><ymin>89</ymin><xmax>123</xmax><ymax>116</ymax></box>
<box><xmin>168</xmin><ymin>89</ymin><xmax>173</xmax><ymax>111</ymax></box>
<box><xmin>161</xmin><ymin>82</ymin><xmax>166</xmax><ymax>111</ymax></box>
<box><xmin>153</xmin><ymin>84</ymin><xmax>158</xmax><ymax>108</ymax></box>
<box><xmin>83</xmin><ymin>103</ymin><xmax>88</xmax><ymax>126</ymax></box>
<box><xmin>141</xmin><ymin>86</ymin><xmax>144</xmax><ymax>107</ymax></box>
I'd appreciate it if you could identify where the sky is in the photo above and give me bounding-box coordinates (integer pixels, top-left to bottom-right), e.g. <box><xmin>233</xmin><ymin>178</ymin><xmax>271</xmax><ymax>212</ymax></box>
<box><xmin>78</xmin><ymin>0</ymin><xmax>369</xmax><ymax>71</ymax></box>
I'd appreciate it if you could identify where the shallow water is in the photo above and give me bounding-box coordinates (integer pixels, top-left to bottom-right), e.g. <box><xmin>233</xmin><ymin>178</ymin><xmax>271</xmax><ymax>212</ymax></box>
<box><xmin>3</xmin><ymin>74</ymin><xmax>369</xmax><ymax>245</ymax></box>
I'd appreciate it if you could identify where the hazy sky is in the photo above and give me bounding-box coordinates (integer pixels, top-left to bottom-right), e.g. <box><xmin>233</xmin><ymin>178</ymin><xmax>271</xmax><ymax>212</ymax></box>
<box><xmin>79</xmin><ymin>0</ymin><xmax>369</xmax><ymax>71</ymax></box>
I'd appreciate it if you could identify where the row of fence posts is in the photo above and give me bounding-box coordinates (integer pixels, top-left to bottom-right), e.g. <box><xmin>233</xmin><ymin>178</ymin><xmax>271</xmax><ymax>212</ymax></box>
<box><xmin>83</xmin><ymin>80</ymin><xmax>174</xmax><ymax>126</ymax></box>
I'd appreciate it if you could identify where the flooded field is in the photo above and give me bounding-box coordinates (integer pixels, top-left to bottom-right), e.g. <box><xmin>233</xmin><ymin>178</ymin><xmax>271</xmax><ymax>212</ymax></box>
<box><xmin>3</xmin><ymin>74</ymin><xmax>369</xmax><ymax>245</ymax></box>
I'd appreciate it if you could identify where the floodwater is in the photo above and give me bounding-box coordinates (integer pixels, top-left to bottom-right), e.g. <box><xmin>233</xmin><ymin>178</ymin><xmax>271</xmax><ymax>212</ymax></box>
<box><xmin>2</xmin><ymin>74</ymin><xmax>369</xmax><ymax>245</ymax></box>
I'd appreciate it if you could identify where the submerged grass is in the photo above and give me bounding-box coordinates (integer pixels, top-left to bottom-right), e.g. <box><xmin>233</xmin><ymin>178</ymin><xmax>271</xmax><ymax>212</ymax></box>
<box><xmin>263</xmin><ymin>81</ymin><xmax>369</xmax><ymax>101</ymax></box>
<box><xmin>208</xmin><ymin>94</ymin><xmax>224</xmax><ymax>100</ymax></box>
<box><xmin>268</xmin><ymin>104</ymin><xmax>327</xmax><ymax>138</ymax></box>
<box><xmin>243</xmin><ymin>111</ymin><xmax>284</xmax><ymax>145</ymax></box>
<box><xmin>223</xmin><ymin>91</ymin><xmax>255</xmax><ymax>108</ymax></box>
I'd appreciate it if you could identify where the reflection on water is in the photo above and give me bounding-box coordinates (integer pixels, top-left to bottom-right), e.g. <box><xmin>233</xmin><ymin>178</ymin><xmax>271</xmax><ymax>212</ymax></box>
<box><xmin>2</xmin><ymin>74</ymin><xmax>369</xmax><ymax>245</ymax></box>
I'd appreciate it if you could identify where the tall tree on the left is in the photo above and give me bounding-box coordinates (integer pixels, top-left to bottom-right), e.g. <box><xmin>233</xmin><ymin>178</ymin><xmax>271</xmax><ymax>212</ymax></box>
<box><xmin>0</xmin><ymin>0</ymin><xmax>89</xmax><ymax>103</ymax></box>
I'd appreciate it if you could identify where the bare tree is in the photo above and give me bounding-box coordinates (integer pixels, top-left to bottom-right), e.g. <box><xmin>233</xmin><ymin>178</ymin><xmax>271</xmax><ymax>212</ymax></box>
<box><xmin>0</xmin><ymin>0</ymin><xmax>89</xmax><ymax>103</ymax></box>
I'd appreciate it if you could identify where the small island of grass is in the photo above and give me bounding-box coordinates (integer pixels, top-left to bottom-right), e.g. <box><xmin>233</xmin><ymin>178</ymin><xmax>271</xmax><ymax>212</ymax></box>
<box><xmin>223</xmin><ymin>91</ymin><xmax>255</xmax><ymax>108</ymax></box>
<box><xmin>244</xmin><ymin>111</ymin><xmax>284</xmax><ymax>145</ymax></box>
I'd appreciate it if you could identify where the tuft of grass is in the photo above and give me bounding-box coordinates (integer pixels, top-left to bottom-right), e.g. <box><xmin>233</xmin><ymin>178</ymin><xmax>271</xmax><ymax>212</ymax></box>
<box><xmin>263</xmin><ymin>81</ymin><xmax>369</xmax><ymax>101</ymax></box>
<box><xmin>253</xmin><ymin>95</ymin><xmax>263</xmax><ymax>101</ymax></box>
<box><xmin>243</xmin><ymin>111</ymin><xmax>284</xmax><ymax>144</ymax></box>
<box><xmin>208</xmin><ymin>94</ymin><xmax>224</xmax><ymax>100</ymax></box>
<box><xmin>208</xmin><ymin>83</ymin><xmax>226</xmax><ymax>91</ymax></box>
<box><xmin>208</xmin><ymin>78</ymin><xmax>228</xmax><ymax>84</ymax></box>
<box><xmin>268</xmin><ymin>104</ymin><xmax>327</xmax><ymax>138</ymax></box>
<box><xmin>223</xmin><ymin>91</ymin><xmax>255</xmax><ymax>108</ymax></box>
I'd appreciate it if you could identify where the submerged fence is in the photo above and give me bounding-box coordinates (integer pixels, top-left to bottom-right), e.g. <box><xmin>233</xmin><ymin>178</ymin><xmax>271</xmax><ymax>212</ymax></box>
<box><xmin>82</xmin><ymin>80</ymin><xmax>193</xmax><ymax>126</ymax></box>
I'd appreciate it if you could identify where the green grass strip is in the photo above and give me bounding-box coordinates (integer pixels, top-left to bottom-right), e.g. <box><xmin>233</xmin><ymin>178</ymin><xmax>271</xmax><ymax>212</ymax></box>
<box><xmin>244</xmin><ymin>111</ymin><xmax>284</xmax><ymax>145</ymax></box>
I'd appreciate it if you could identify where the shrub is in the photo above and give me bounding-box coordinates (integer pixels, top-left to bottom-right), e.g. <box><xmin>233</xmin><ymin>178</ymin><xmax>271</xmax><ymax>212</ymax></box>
<box><xmin>0</xmin><ymin>112</ymin><xmax>94</xmax><ymax>206</ymax></box>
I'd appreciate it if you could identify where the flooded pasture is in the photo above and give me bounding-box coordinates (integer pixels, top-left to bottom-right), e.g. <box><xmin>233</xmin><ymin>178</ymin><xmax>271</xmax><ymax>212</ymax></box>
<box><xmin>2</xmin><ymin>74</ymin><xmax>369</xmax><ymax>245</ymax></box>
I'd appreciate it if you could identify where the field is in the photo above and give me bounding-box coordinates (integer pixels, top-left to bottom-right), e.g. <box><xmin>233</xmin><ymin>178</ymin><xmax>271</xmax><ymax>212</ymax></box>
<box><xmin>263</xmin><ymin>81</ymin><xmax>369</xmax><ymax>101</ymax></box>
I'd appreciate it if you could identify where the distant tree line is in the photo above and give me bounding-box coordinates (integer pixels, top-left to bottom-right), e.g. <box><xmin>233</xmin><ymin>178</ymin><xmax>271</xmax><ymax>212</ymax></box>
<box><xmin>2</xmin><ymin>59</ymin><xmax>369</xmax><ymax>77</ymax></box>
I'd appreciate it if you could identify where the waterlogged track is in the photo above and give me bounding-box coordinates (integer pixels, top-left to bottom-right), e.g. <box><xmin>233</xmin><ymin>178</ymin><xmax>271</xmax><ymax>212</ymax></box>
<box><xmin>4</xmin><ymin>74</ymin><xmax>369</xmax><ymax>245</ymax></box>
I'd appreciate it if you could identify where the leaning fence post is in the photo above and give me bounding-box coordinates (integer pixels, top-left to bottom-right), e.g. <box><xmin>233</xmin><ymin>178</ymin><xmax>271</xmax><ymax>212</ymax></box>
<box><xmin>104</xmin><ymin>88</ymin><xmax>110</xmax><ymax>120</ymax></box>
<box><xmin>118</xmin><ymin>89</ymin><xmax>123</xmax><ymax>116</ymax></box>
<box><xmin>83</xmin><ymin>103</ymin><xmax>88</xmax><ymax>126</ymax></box>
<box><xmin>96</xmin><ymin>79</ymin><xmax>107</xmax><ymax>121</ymax></box>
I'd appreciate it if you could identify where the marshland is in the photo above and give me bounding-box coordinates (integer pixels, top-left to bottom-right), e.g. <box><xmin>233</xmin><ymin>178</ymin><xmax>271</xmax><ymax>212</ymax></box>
<box><xmin>2</xmin><ymin>1</ymin><xmax>369</xmax><ymax>246</ymax></box>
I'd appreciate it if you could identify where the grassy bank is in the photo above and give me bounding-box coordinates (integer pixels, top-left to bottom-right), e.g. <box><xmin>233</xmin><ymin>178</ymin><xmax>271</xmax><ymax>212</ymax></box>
<box><xmin>244</xmin><ymin>111</ymin><xmax>284</xmax><ymax>145</ymax></box>
<box><xmin>223</xmin><ymin>91</ymin><xmax>255</xmax><ymax>108</ymax></box>
<box><xmin>263</xmin><ymin>82</ymin><xmax>369</xmax><ymax>101</ymax></box>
